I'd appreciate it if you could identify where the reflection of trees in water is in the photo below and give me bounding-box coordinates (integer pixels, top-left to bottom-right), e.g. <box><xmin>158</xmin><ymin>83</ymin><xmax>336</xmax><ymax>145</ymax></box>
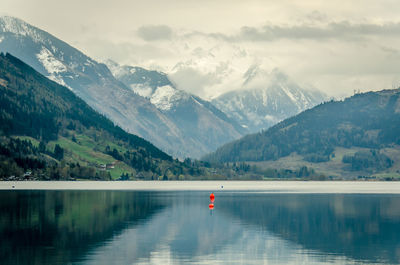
<box><xmin>2</xmin><ymin>191</ymin><xmax>400</xmax><ymax>264</ymax></box>
<box><xmin>0</xmin><ymin>191</ymin><xmax>165</xmax><ymax>264</ymax></box>
<box><xmin>218</xmin><ymin>193</ymin><xmax>400</xmax><ymax>264</ymax></box>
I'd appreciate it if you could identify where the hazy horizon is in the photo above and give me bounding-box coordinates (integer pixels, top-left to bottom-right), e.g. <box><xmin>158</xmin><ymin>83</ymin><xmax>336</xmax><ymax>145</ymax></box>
<box><xmin>2</xmin><ymin>0</ymin><xmax>400</xmax><ymax>99</ymax></box>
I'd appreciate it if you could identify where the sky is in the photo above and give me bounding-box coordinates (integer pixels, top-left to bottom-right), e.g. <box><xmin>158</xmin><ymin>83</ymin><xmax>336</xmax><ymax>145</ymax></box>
<box><xmin>2</xmin><ymin>0</ymin><xmax>400</xmax><ymax>99</ymax></box>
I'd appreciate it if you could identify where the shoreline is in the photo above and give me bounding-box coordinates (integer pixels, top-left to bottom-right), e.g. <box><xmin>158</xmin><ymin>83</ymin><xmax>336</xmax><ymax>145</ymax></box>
<box><xmin>1</xmin><ymin>181</ymin><xmax>400</xmax><ymax>193</ymax></box>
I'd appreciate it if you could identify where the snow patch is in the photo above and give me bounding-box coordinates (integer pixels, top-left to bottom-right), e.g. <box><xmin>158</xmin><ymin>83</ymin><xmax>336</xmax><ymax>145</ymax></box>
<box><xmin>84</xmin><ymin>58</ymin><xmax>95</xmax><ymax>67</ymax></box>
<box><xmin>36</xmin><ymin>47</ymin><xmax>67</xmax><ymax>74</ymax></box>
<box><xmin>47</xmin><ymin>75</ymin><xmax>69</xmax><ymax>89</ymax></box>
<box><xmin>36</xmin><ymin>47</ymin><xmax>72</xmax><ymax>91</ymax></box>
<box><xmin>280</xmin><ymin>84</ymin><xmax>297</xmax><ymax>103</ymax></box>
<box><xmin>150</xmin><ymin>85</ymin><xmax>178</xmax><ymax>111</ymax></box>
<box><xmin>192</xmin><ymin>97</ymin><xmax>204</xmax><ymax>107</ymax></box>
<box><xmin>0</xmin><ymin>36</ymin><xmax>3</xmax><ymax>43</ymax></box>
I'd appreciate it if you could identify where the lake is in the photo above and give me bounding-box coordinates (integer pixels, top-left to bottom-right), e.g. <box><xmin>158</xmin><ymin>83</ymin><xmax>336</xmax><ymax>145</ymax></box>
<box><xmin>1</xmin><ymin>181</ymin><xmax>400</xmax><ymax>264</ymax></box>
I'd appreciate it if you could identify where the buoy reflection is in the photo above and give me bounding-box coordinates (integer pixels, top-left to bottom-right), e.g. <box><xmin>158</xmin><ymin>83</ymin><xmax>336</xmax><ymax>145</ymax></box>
<box><xmin>209</xmin><ymin>193</ymin><xmax>215</xmax><ymax>216</ymax></box>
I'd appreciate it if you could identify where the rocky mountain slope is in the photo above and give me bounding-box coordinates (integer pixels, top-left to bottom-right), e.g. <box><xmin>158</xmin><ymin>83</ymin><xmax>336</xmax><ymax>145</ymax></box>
<box><xmin>106</xmin><ymin>60</ymin><xmax>246</xmax><ymax>155</ymax></box>
<box><xmin>212</xmin><ymin>66</ymin><xmax>326</xmax><ymax>132</ymax></box>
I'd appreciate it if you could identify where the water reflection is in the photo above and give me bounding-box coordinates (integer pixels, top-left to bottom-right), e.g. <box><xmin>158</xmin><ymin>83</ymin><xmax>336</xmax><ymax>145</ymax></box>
<box><xmin>1</xmin><ymin>191</ymin><xmax>400</xmax><ymax>264</ymax></box>
<box><xmin>0</xmin><ymin>191</ymin><xmax>164</xmax><ymax>264</ymax></box>
<box><xmin>218</xmin><ymin>193</ymin><xmax>400</xmax><ymax>264</ymax></box>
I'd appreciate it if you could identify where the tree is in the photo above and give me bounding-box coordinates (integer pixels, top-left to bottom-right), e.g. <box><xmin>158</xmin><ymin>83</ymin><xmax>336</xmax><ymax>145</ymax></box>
<box><xmin>38</xmin><ymin>141</ymin><xmax>46</xmax><ymax>153</ymax></box>
<box><xmin>54</xmin><ymin>144</ymin><xmax>64</xmax><ymax>160</ymax></box>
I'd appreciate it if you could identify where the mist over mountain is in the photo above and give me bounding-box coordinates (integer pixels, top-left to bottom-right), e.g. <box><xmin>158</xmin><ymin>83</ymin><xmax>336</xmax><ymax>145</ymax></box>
<box><xmin>106</xmin><ymin>59</ymin><xmax>246</xmax><ymax>157</ymax></box>
<box><xmin>212</xmin><ymin>66</ymin><xmax>326</xmax><ymax>132</ymax></box>
<box><xmin>0</xmin><ymin>16</ymin><xmax>245</xmax><ymax>158</ymax></box>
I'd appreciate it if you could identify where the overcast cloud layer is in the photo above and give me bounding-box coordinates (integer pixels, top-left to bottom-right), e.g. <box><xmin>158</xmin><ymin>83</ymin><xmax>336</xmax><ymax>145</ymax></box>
<box><xmin>2</xmin><ymin>0</ymin><xmax>400</xmax><ymax>99</ymax></box>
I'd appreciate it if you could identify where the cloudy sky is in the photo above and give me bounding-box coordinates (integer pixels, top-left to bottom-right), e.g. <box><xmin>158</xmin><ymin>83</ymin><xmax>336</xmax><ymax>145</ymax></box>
<box><xmin>3</xmin><ymin>0</ymin><xmax>400</xmax><ymax>99</ymax></box>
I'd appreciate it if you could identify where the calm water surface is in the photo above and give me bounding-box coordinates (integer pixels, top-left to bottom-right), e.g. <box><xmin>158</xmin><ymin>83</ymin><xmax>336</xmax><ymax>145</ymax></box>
<box><xmin>1</xmin><ymin>188</ymin><xmax>400</xmax><ymax>264</ymax></box>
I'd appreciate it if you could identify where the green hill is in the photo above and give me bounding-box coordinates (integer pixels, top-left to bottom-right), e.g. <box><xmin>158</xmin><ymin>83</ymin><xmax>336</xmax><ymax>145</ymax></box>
<box><xmin>0</xmin><ymin>53</ymin><xmax>193</xmax><ymax>180</ymax></box>
<box><xmin>204</xmin><ymin>89</ymin><xmax>400</xmax><ymax>178</ymax></box>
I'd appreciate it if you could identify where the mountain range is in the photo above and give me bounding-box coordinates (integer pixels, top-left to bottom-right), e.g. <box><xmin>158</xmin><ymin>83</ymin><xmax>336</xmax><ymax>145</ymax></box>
<box><xmin>0</xmin><ymin>16</ymin><xmax>245</xmax><ymax>158</ymax></box>
<box><xmin>0</xmin><ymin>52</ymin><xmax>269</xmax><ymax>181</ymax></box>
<box><xmin>0</xmin><ymin>16</ymin><xmax>326</xmax><ymax>159</ymax></box>
<box><xmin>105</xmin><ymin>59</ymin><xmax>246</xmax><ymax>156</ymax></box>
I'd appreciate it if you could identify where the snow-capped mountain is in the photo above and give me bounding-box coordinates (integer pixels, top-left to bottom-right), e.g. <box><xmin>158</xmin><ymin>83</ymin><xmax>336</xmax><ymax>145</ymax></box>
<box><xmin>106</xmin><ymin>60</ymin><xmax>247</xmax><ymax>155</ymax></box>
<box><xmin>106</xmin><ymin>59</ymin><xmax>179</xmax><ymax>109</ymax></box>
<box><xmin>106</xmin><ymin>59</ymin><xmax>172</xmax><ymax>99</ymax></box>
<box><xmin>212</xmin><ymin>66</ymin><xmax>327</xmax><ymax>132</ymax></box>
<box><xmin>0</xmin><ymin>16</ymin><xmax>245</xmax><ymax>158</ymax></box>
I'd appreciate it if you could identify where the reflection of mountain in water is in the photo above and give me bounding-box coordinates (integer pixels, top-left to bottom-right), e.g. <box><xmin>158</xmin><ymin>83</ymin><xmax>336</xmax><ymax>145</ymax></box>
<box><xmin>0</xmin><ymin>191</ymin><xmax>165</xmax><ymax>264</ymax></box>
<box><xmin>80</xmin><ymin>193</ymin><xmax>245</xmax><ymax>264</ymax></box>
<box><xmin>2</xmin><ymin>191</ymin><xmax>400</xmax><ymax>264</ymax></box>
<box><xmin>80</xmin><ymin>192</ymin><xmax>398</xmax><ymax>264</ymax></box>
<box><xmin>218</xmin><ymin>193</ymin><xmax>400</xmax><ymax>264</ymax></box>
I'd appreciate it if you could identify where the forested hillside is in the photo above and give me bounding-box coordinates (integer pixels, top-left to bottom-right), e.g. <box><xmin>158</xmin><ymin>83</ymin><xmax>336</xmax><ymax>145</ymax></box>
<box><xmin>204</xmin><ymin>89</ymin><xmax>400</xmax><ymax>177</ymax></box>
<box><xmin>0</xmin><ymin>53</ymin><xmax>193</xmax><ymax>180</ymax></box>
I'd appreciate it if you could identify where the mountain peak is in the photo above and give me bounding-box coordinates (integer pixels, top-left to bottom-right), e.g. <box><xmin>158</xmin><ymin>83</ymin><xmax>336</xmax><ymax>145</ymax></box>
<box><xmin>104</xmin><ymin>59</ymin><xmax>174</xmax><ymax>99</ymax></box>
<box><xmin>105</xmin><ymin>60</ymin><xmax>176</xmax><ymax>104</ymax></box>
<box><xmin>0</xmin><ymin>16</ymin><xmax>26</xmax><ymax>30</ymax></box>
<box><xmin>0</xmin><ymin>16</ymin><xmax>45</xmax><ymax>42</ymax></box>
<box><xmin>212</xmin><ymin>69</ymin><xmax>326</xmax><ymax>132</ymax></box>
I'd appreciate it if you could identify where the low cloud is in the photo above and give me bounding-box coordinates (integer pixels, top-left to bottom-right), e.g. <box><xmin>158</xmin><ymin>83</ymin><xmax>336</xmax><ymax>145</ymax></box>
<box><xmin>189</xmin><ymin>21</ymin><xmax>400</xmax><ymax>42</ymax></box>
<box><xmin>135</xmin><ymin>20</ymin><xmax>400</xmax><ymax>45</ymax></box>
<box><xmin>76</xmin><ymin>38</ymin><xmax>175</xmax><ymax>66</ymax></box>
<box><xmin>169</xmin><ymin>66</ymin><xmax>220</xmax><ymax>97</ymax></box>
<box><xmin>137</xmin><ymin>25</ymin><xmax>173</xmax><ymax>41</ymax></box>
<box><xmin>245</xmin><ymin>21</ymin><xmax>400</xmax><ymax>41</ymax></box>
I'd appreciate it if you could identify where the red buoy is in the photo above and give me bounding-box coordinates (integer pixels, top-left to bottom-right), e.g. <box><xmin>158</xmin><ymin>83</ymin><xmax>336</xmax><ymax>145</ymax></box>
<box><xmin>209</xmin><ymin>203</ymin><xmax>214</xmax><ymax>209</ymax></box>
<box><xmin>210</xmin><ymin>193</ymin><xmax>215</xmax><ymax>202</ymax></box>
